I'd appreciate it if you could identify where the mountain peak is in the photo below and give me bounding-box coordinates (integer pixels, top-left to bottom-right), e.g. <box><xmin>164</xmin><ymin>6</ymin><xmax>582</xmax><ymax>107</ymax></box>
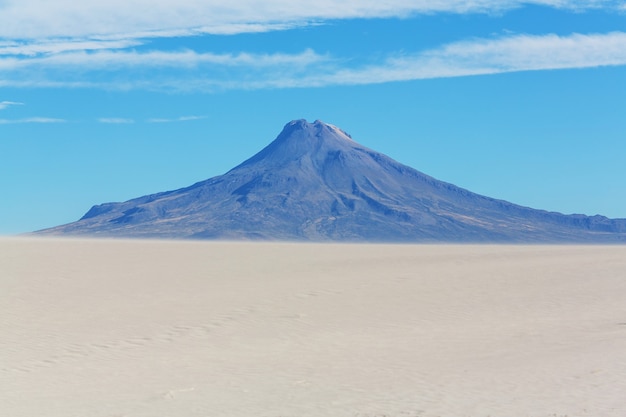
<box><xmin>282</xmin><ymin>119</ymin><xmax>354</xmax><ymax>140</ymax></box>
<box><xmin>35</xmin><ymin>119</ymin><xmax>626</xmax><ymax>242</ymax></box>
<box><xmin>234</xmin><ymin>119</ymin><xmax>357</xmax><ymax>169</ymax></box>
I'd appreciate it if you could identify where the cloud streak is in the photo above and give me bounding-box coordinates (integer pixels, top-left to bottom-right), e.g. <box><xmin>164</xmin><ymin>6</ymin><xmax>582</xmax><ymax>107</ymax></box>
<box><xmin>1</xmin><ymin>1</ymin><xmax>625</xmax><ymax>94</ymax></box>
<box><xmin>0</xmin><ymin>117</ymin><xmax>66</xmax><ymax>124</ymax></box>
<box><xmin>2</xmin><ymin>31</ymin><xmax>625</xmax><ymax>91</ymax></box>
<box><xmin>0</xmin><ymin>100</ymin><xmax>23</xmax><ymax>110</ymax></box>
<box><xmin>146</xmin><ymin>115</ymin><xmax>207</xmax><ymax>123</ymax></box>
<box><xmin>0</xmin><ymin>48</ymin><xmax>326</xmax><ymax>70</ymax></box>
<box><xmin>0</xmin><ymin>1</ymin><xmax>623</xmax><ymax>40</ymax></box>
<box><xmin>303</xmin><ymin>31</ymin><xmax>626</xmax><ymax>87</ymax></box>
<box><xmin>0</xmin><ymin>39</ymin><xmax>142</xmax><ymax>57</ymax></box>
<box><xmin>98</xmin><ymin>118</ymin><xmax>135</xmax><ymax>124</ymax></box>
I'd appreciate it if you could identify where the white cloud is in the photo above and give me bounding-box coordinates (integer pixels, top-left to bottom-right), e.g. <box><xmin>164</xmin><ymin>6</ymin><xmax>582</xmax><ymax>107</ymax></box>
<box><xmin>0</xmin><ymin>48</ymin><xmax>325</xmax><ymax>71</ymax></box>
<box><xmin>177</xmin><ymin>116</ymin><xmax>207</xmax><ymax>121</ymax></box>
<box><xmin>202</xmin><ymin>31</ymin><xmax>626</xmax><ymax>90</ymax></box>
<box><xmin>0</xmin><ymin>1</ymin><xmax>622</xmax><ymax>40</ymax></box>
<box><xmin>0</xmin><ymin>117</ymin><xmax>66</xmax><ymax>124</ymax></box>
<box><xmin>362</xmin><ymin>32</ymin><xmax>626</xmax><ymax>81</ymax></box>
<box><xmin>0</xmin><ymin>39</ymin><xmax>142</xmax><ymax>57</ymax></box>
<box><xmin>147</xmin><ymin>115</ymin><xmax>207</xmax><ymax>123</ymax></box>
<box><xmin>98</xmin><ymin>118</ymin><xmax>135</xmax><ymax>124</ymax></box>
<box><xmin>1</xmin><ymin>32</ymin><xmax>626</xmax><ymax>91</ymax></box>
<box><xmin>301</xmin><ymin>31</ymin><xmax>626</xmax><ymax>87</ymax></box>
<box><xmin>0</xmin><ymin>100</ymin><xmax>23</xmax><ymax>110</ymax></box>
<box><xmin>0</xmin><ymin>0</ymin><xmax>623</xmax><ymax>94</ymax></box>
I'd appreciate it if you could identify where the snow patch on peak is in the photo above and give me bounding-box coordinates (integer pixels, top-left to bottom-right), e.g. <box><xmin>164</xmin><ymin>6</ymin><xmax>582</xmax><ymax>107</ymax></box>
<box><xmin>289</xmin><ymin>119</ymin><xmax>309</xmax><ymax>126</ymax></box>
<box><xmin>322</xmin><ymin>122</ymin><xmax>355</xmax><ymax>142</ymax></box>
<box><xmin>282</xmin><ymin>119</ymin><xmax>355</xmax><ymax>142</ymax></box>
<box><xmin>309</xmin><ymin>119</ymin><xmax>355</xmax><ymax>142</ymax></box>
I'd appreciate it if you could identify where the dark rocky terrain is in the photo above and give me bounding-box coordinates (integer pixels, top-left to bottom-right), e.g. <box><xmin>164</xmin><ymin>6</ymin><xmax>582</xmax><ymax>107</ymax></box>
<box><xmin>37</xmin><ymin>119</ymin><xmax>626</xmax><ymax>242</ymax></box>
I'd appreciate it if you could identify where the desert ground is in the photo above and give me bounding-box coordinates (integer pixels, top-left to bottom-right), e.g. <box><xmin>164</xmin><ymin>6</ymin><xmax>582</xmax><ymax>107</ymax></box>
<box><xmin>2</xmin><ymin>238</ymin><xmax>626</xmax><ymax>417</ymax></box>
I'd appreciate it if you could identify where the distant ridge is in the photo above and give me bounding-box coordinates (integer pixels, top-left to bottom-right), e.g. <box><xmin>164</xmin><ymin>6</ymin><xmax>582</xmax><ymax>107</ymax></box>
<box><xmin>37</xmin><ymin>119</ymin><xmax>626</xmax><ymax>242</ymax></box>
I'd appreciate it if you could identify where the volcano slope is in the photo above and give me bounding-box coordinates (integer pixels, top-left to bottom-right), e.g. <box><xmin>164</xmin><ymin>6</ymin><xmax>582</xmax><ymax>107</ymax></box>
<box><xmin>37</xmin><ymin>119</ymin><xmax>626</xmax><ymax>242</ymax></box>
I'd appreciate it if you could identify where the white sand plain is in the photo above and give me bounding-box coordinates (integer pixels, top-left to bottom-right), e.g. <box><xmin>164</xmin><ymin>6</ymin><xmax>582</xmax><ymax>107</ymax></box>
<box><xmin>2</xmin><ymin>238</ymin><xmax>626</xmax><ymax>417</ymax></box>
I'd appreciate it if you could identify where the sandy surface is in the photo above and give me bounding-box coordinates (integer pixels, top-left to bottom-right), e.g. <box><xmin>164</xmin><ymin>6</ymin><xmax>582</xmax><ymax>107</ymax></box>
<box><xmin>2</xmin><ymin>238</ymin><xmax>626</xmax><ymax>417</ymax></box>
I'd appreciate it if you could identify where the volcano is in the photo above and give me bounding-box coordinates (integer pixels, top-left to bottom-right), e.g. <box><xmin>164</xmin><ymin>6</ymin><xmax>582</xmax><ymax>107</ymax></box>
<box><xmin>37</xmin><ymin>119</ymin><xmax>626</xmax><ymax>242</ymax></box>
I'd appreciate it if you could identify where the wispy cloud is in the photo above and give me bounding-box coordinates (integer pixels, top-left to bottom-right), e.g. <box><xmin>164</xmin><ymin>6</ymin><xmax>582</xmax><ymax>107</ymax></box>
<box><xmin>98</xmin><ymin>118</ymin><xmax>135</xmax><ymax>124</ymax></box>
<box><xmin>0</xmin><ymin>100</ymin><xmax>23</xmax><ymax>110</ymax></box>
<box><xmin>0</xmin><ymin>1</ymin><xmax>623</xmax><ymax>40</ymax></box>
<box><xmin>0</xmin><ymin>39</ymin><xmax>142</xmax><ymax>57</ymax></box>
<box><xmin>146</xmin><ymin>115</ymin><xmax>207</xmax><ymax>123</ymax></box>
<box><xmin>300</xmin><ymin>31</ymin><xmax>626</xmax><ymax>87</ymax></box>
<box><xmin>4</xmin><ymin>31</ymin><xmax>623</xmax><ymax>91</ymax></box>
<box><xmin>0</xmin><ymin>1</ymin><xmax>625</xmax><ymax>93</ymax></box>
<box><xmin>0</xmin><ymin>117</ymin><xmax>66</xmax><ymax>124</ymax></box>
<box><xmin>0</xmin><ymin>48</ymin><xmax>325</xmax><ymax>71</ymax></box>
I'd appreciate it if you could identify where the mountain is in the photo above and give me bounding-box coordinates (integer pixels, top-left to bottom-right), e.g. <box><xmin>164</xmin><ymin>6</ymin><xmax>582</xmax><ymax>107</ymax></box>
<box><xmin>37</xmin><ymin>119</ymin><xmax>626</xmax><ymax>242</ymax></box>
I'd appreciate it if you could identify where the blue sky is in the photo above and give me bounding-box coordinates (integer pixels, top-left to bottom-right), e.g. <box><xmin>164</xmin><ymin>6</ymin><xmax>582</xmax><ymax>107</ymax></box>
<box><xmin>1</xmin><ymin>0</ymin><xmax>625</xmax><ymax>235</ymax></box>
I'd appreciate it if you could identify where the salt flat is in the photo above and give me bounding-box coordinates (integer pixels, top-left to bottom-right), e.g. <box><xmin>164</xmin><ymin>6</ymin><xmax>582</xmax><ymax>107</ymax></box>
<box><xmin>2</xmin><ymin>238</ymin><xmax>626</xmax><ymax>417</ymax></box>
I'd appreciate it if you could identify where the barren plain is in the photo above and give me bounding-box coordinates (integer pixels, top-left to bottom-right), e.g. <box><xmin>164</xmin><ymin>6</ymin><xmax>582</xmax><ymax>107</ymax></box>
<box><xmin>2</xmin><ymin>238</ymin><xmax>626</xmax><ymax>417</ymax></box>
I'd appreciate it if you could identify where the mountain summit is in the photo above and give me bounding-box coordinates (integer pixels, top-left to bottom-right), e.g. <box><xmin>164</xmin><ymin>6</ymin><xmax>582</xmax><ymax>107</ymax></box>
<box><xmin>38</xmin><ymin>119</ymin><xmax>626</xmax><ymax>242</ymax></box>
